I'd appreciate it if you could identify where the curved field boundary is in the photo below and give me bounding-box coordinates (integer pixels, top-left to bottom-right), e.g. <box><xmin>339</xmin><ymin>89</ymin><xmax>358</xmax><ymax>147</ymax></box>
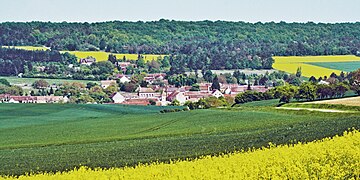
<box><xmin>275</xmin><ymin>107</ymin><xmax>355</xmax><ymax>113</ymax></box>
<box><xmin>273</xmin><ymin>55</ymin><xmax>360</xmax><ymax>78</ymax></box>
<box><xmin>304</xmin><ymin>96</ymin><xmax>360</xmax><ymax>107</ymax></box>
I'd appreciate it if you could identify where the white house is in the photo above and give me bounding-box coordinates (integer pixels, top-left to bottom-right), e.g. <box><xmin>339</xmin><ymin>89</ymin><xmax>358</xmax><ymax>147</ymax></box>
<box><xmin>318</xmin><ymin>80</ymin><xmax>330</xmax><ymax>85</ymax></box>
<box><xmin>167</xmin><ymin>91</ymin><xmax>187</xmax><ymax>105</ymax></box>
<box><xmin>223</xmin><ymin>87</ymin><xmax>232</xmax><ymax>95</ymax></box>
<box><xmin>111</xmin><ymin>92</ymin><xmax>126</xmax><ymax>104</ymax></box>
<box><xmin>8</xmin><ymin>98</ymin><xmax>20</xmax><ymax>103</ymax></box>
<box><xmin>211</xmin><ymin>89</ymin><xmax>224</xmax><ymax>98</ymax></box>
<box><xmin>119</xmin><ymin>76</ymin><xmax>131</xmax><ymax>84</ymax></box>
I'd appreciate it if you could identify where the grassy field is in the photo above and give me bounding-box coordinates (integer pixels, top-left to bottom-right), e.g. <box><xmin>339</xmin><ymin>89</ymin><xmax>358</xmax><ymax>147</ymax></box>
<box><xmin>1</xmin><ymin>104</ymin><xmax>359</xmax><ymax>176</ymax></box>
<box><xmin>306</xmin><ymin>61</ymin><xmax>360</xmax><ymax>72</ymax></box>
<box><xmin>273</xmin><ymin>55</ymin><xmax>360</xmax><ymax>78</ymax></box>
<box><xmin>0</xmin><ymin>76</ymin><xmax>98</xmax><ymax>85</ymax></box>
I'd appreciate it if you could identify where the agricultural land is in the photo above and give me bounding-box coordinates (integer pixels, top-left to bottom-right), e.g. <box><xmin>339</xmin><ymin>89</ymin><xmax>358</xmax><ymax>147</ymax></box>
<box><xmin>1</xmin><ymin>21</ymin><xmax>360</xmax><ymax>179</ymax></box>
<box><xmin>3</xmin><ymin>130</ymin><xmax>359</xmax><ymax>179</ymax></box>
<box><xmin>273</xmin><ymin>55</ymin><xmax>360</xmax><ymax>78</ymax></box>
<box><xmin>61</xmin><ymin>51</ymin><xmax>166</xmax><ymax>62</ymax></box>
<box><xmin>1</xmin><ymin>46</ymin><xmax>165</xmax><ymax>62</ymax></box>
<box><xmin>0</xmin><ymin>103</ymin><xmax>359</xmax><ymax>176</ymax></box>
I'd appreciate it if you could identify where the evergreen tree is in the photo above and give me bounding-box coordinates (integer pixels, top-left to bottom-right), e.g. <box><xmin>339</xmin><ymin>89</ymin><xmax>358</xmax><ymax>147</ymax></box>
<box><xmin>49</xmin><ymin>87</ymin><xmax>54</xmax><ymax>95</ymax></box>
<box><xmin>211</xmin><ymin>76</ymin><xmax>220</xmax><ymax>90</ymax></box>
<box><xmin>309</xmin><ymin>76</ymin><xmax>317</xmax><ymax>83</ymax></box>
<box><xmin>296</xmin><ymin>67</ymin><xmax>302</xmax><ymax>78</ymax></box>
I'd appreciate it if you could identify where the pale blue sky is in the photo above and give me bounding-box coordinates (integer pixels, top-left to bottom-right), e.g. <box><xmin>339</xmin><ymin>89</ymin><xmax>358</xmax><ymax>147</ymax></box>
<box><xmin>0</xmin><ymin>0</ymin><xmax>359</xmax><ymax>23</ymax></box>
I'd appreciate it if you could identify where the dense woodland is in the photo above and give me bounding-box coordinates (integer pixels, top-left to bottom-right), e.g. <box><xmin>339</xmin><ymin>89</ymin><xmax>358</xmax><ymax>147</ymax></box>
<box><xmin>0</xmin><ymin>48</ymin><xmax>77</xmax><ymax>76</ymax></box>
<box><xmin>1</xmin><ymin>20</ymin><xmax>360</xmax><ymax>73</ymax></box>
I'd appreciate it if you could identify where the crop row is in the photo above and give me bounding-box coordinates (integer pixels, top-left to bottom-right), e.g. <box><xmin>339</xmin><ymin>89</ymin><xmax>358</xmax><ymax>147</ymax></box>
<box><xmin>2</xmin><ymin>129</ymin><xmax>359</xmax><ymax>179</ymax></box>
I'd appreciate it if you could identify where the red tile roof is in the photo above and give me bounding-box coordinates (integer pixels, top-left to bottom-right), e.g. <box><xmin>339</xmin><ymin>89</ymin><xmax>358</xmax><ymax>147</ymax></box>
<box><xmin>121</xmin><ymin>99</ymin><xmax>150</xmax><ymax>106</ymax></box>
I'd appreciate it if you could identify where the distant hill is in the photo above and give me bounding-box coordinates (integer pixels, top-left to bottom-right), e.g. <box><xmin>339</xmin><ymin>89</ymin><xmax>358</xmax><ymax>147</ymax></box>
<box><xmin>0</xmin><ymin>20</ymin><xmax>359</xmax><ymax>71</ymax></box>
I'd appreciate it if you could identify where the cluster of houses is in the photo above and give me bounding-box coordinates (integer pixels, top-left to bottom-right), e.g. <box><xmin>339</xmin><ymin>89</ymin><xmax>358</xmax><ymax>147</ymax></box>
<box><xmin>0</xmin><ymin>94</ymin><xmax>68</xmax><ymax>104</ymax></box>
<box><xmin>80</xmin><ymin>57</ymin><xmax>138</xmax><ymax>74</ymax></box>
<box><xmin>104</xmin><ymin>79</ymin><xmax>270</xmax><ymax>106</ymax></box>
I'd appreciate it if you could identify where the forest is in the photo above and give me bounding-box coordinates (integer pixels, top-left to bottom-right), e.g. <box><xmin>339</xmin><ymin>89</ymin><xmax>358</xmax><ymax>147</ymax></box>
<box><xmin>0</xmin><ymin>20</ymin><xmax>360</xmax><ymax>72</ymax></box>
<box><xmin>0</xmin><ymin>48</ymin><xmax>78</xmax><ymax>76</ymax></box>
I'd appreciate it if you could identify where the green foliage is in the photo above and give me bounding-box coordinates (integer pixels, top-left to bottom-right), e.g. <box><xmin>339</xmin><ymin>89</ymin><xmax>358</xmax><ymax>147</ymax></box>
<box><xmin>120</xmin><ymin>82</ymin><xmax>137</xmax><ymax>92</ymax></box>
<box><xmin>170</xmin><ymin>100</ymin><xmax>180</xmax><ymax>106</ymax></box>
<box><xmin>0</xmin><ymin>79</ymin><xmax>10</xmax><ymax>86</ymax></box>
<box><xmin>1</xmin><ymin>21</ymin><xmax>360</xmax><ymax>72</ymax></box>
<box><xmin>238</xmin><ymin>99</ymin><xmax>281</xmax><ymax>107</ymax></box>
<box><xmin>77</xmin><ymin>94</ymin><xmax>95</xmax><ymax>104</ymax></box>
<box><xmin>271</xmin><ymin>84</ymin><xmax>298</xmax><ymax>103</ymax></box>
<box><xmin>168</xmin><ymin>74</ymin><xmax>197</xmax><ymax>87</ymax></box>
<box><xmin>235</xmin><ymin>90</ymin><xmax>274</xmax><ymax>104</ymax></box>
<box><xmin>190</xmin><ymin>83</ymin><xmax>200</xmax><ymax>91</ymax></box>
<box><xmin>295</xmin><ymin>82</ymin><xmax>317</xmax><ymax>101</ymax></box>
<box><xmin>349</xmin><ymin>69</ymin><xmax>360</xmax><ymax>95</ymax></box>
<box><xmin>32</xmin><ymin>79</ymin><xmax>49</xmax><ymax>89</ymax></box>
<box><xmin>0</xmin><ymin>85</ymin><xmax>23</xmax><ymax>95</ymax></box>
<box><xmin>202</xmin><ymin>69</ymin><xmax>214</xmax><ymax>82</ymax></box>
<box><xmin>185</xmin><ymin>96</ymin><xmax>229</xmax><ymax>110</ymax></box>
<box><xmin>0</xmin><ymin>47</ymin><xmax>76</xmax><ymax>76</ymax></box>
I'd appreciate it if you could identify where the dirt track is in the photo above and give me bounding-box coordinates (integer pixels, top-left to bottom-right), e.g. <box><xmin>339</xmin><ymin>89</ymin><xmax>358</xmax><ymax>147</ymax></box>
<box><xmin>304</xmin><ymin>96</ymin><xmax>360</xmax><ymax>106</ymax></box>
<box><xmin>276</xmin><ymin>107</ymin><xmax>355</xmax><ymax>113</ymax></box>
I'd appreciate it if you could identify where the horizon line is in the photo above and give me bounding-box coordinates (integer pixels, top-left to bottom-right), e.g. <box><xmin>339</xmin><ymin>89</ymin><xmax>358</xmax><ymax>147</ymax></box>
<box><xmin>0</xmin><ymin>19</ymin><xmax>359</xmax><ymax>24</ymax></box>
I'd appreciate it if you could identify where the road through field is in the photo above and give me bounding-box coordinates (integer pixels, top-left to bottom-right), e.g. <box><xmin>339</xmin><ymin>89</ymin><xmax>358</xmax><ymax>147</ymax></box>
<box><xmin>304</xmin><ymin>96</ymin><xmax>360</xmax><ymax>106</ymax></box>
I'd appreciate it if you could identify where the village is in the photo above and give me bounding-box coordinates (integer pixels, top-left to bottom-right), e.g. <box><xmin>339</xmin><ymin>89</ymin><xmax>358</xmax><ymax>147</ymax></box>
<box><xmin>105</xmin><ymin>80</ymin><xmax>270</xmax><ymax>106</ymax></box>
<box><xmin>0</xmin><ymin>74</ymin><xmax>270</xmax><ymax>105</ymax></box>
<box><xmin>1</xmin><ymin>56</ymin><xmax>272</xmax><ymax>105</ymax></box>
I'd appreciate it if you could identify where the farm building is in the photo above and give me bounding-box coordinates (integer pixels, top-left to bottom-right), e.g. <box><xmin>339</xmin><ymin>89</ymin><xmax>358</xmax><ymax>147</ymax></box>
<box><xmin>110</xmin><ymin>92</ymin><xmax>126</xmax><ymax>104</ymax></box>
<box><xmin>0</xmin><ymin>94</ymin><xmax>68</xmax><ymax>103</ymax></box>
<box><xmin>115</xmin><ymin>62</ymin><xmax>136</xmax><ymax>73</ymax></box>
<box><xmin>80</xmin><ymin>56</ymin><xmax>96</xmax><ymax>65</ymax></box>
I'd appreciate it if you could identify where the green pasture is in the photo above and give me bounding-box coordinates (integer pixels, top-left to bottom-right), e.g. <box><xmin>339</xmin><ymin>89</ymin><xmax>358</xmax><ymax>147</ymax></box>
<box><xmin>306</xmin><ymin>61</ymin><xmax>360</xmax><ymax>72</ymax></box>
<box><xmin>0</xmin><ymin>76</ymin><xmax>98</xmax><ymax>85</ymax></box>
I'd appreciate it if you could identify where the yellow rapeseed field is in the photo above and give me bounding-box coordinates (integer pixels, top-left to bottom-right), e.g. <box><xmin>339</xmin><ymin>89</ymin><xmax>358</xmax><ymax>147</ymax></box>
<box><xmin>61</xmin><ymin>51</ymin><xmax>166</xmax><ymax>62</ymax></box>
<box><xmin>1</xmin><ymin>46</ymin><xmax>165</xmax><ymax>62</ymax></box>
<box><xmin>1</xmin><ymin>46</ymin><xmax>50</xmax><ymax>51</ymax></box>
<box><xmin>2</xmin><ymin>130</ymin><xmax>359</xmax><ymax>180</ymax></box>
<box><xmin>273</xmin><ymin>55</ymin><xmax>360</xmax><ymax>78</ymax></box>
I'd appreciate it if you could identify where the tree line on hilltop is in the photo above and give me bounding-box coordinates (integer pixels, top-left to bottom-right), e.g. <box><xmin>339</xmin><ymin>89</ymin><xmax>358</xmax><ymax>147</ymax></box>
<box><xmin>0</xmin><ymin>20</ymin><xmax>359</xmax><ymax>73</ymax></box>
<box><xmin>0</xmin><ymin>47</ymin><xmax>77</xmax><ymax>76</ymax></box>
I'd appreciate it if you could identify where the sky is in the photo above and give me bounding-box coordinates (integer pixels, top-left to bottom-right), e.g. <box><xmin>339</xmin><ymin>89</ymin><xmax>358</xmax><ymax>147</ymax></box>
<box><xmin>0</xmin><ymin>0</ymin><xmax>359</xmax><ymax>23</ymax></box>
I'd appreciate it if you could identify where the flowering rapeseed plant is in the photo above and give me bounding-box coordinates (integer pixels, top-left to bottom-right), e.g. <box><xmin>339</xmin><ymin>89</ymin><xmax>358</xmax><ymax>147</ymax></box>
<box><xmin>2</xmin><ymin>130</ymin><xmax>359</xmax><ymax>179</ymax></box>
